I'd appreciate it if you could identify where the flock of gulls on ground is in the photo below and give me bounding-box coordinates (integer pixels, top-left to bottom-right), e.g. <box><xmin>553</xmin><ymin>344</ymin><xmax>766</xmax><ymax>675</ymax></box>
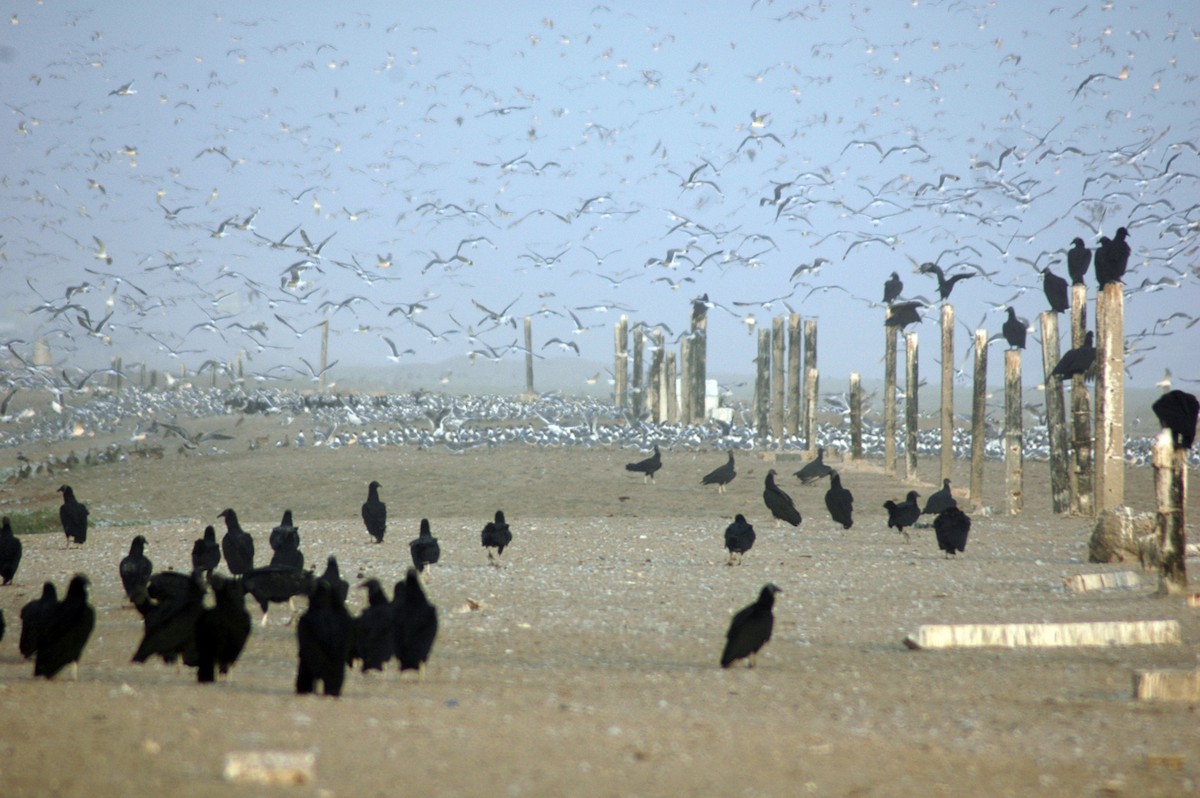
<box><xmin>0</xmin><ymin>390</ymin><xmax>1192</xmax><ymax>689</ymax></box>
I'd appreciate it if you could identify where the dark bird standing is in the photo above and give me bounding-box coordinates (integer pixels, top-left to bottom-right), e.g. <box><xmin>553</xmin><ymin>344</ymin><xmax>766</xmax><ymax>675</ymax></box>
<box><xmin>269</xmin><ymin>510</ymin><xmax>299</xmax><ymax>552</ymax></box>
<box><xmin>883</xmin><ymin>271</ymin><xmax>903</xmax><ymax>304</ymax></box>
<box><xmin>1094</xmin><ymin>227</ymin><xmax>1130</xmax><ymax>287</ymax></box>
<box><xmin>393</xmin><ymin>568</ymin><xmax>438</xmax><ymax>676</ymax></box>
<box><xmin>762</xmin><ymin>469</ymin><xmax>802</xmax><ymax>527</ymax></box>
<box><xmin>720</xmin><ymin>583</ymin><xmax>780</xmax><ymax>669</ymax></box>
<box><xmin>1050</xmin><ymin>331</ymin><xmax>1096</xmax><ymax>380</ymax></box>
<box><xmin>933</xmin><ymin>506</ymin><xmax>971</xmax><ymax>557</ymax></box>
<box><xmin>1152</xmin><ymin>390</ymin><xmax>1199</xmax><ymax>450</ymax></box>
<box><xmin>0</xmin><ymin>516</ymin><xmax>22</xmax><ymax>585</ymax></box>
<box><xmin>319</xmin><ymin>555</ymin><xmax>350</xmax><ymax>606</ymax></box>
<box><xmin>794</xmin><ymin>446</ymin><xmax>834</xmax><ymax>485</ymax></box>
<box><xmin>57</xmin><ymin>485</ymin><xmax>89</xmax><ymax>546</ymax></box>
<box><xmin>34</xmin><ymin>575</ymin><xmax>95</xmax><ymax>679</ymax></box>
<box><xmin>192</xmin><ymin>573</ymin><xmax>251</xmax><ymax>683</ymax></box>
<box><xmin>119</xmin><ymin>534</ymin><xmax>153</xmax><ymax>601</ymax></box>
<box><xmin>1067</xmin><ymin>238</ymin><xmax>1091</xmax><ymax>285</ymax></box>
<box><xmin>132</xmin><ymin>571</ymin><xmax>205</xmax><ymax>666</ymax></box>
<box><xmin>885</xmin><ymin>300</ymin><xmax>924</xmax><ymax>328</ymax></box>
<box><xmin>269</xmin><ymin>523</ymin><xmax>304</xmax><ymax>570</ymax></box>
<box><xmin>295</xmin><ymin>579</ymin><xmax>353</xmax><ymax>697</ymax></box>
<box><xmin>242</xmin><ymin>565</ymin><xmax>315</xmax><ymax>626</ymax></box>
<box><xmin>700</xmin><ymin>451</ymin><xmax>737</xmax><ymax>492</ymax></box>
<box><xmin>1041</xmin><ymin>267</ymin><xmax>1070</xmax><ymax>313</ymax></box>
<box><xmin>919</xmin><ymin>262</ymin><xmax>975</xmax><ymax>301</ymax></box>
<box><xmin>19</xmin><ymin>581</ymin><xmax>58</xmax><ymax>658</ymax></box>
<box><xmin>724</xmin><ymin>514</ymin><xmax>756</xmax><ymax>565</ymax></box>
<box><xmin>352</xmin><ymin>579</ymin><xmax>394</xmax><ymax>672</ymax></box>
<box><xmin>1001</xmin><ymin>307</ymin><xmax>1027</xmax><ymax>350</ymax></box>
<box><xmin>410</xmin><ymin>518</ymin><xmax>441</xmax><ymax>573</ymax></box>
<box><xmin>922</xmin><ymin>479</ymin><xmax>958</xmax><ymax>515</ymax></box>
<box><xmin>361</xmin><ymin>480</ymin><xmax>387</xmax><ymax>544</ymax></box>
<box><xmin>824</xmin><ymin>471</ymin><xmax>854</xmax><ymax>530</ymax></box>
<box><xmin>191</xmin><ymin>525</ymin><xmax>221</xmax><ymax>578</ymax></box>
<box><xmin>883</xmin><ymin>491</ymin><xmax>922</xmax><ymax>542</ymax></box>
<box><xmin>481</xmin><ymin>510</ymin><xmax>513</xmax><ymax>565</ymax></box>
<box><xmin>218</xmin><ymin>508</ymin><xmax>255</xmax><ymax>576</ymax></box>
<box><xmin>625</xmin><ymin>445</ymin><xmax>663</xmax><ymax>483</ymax></box>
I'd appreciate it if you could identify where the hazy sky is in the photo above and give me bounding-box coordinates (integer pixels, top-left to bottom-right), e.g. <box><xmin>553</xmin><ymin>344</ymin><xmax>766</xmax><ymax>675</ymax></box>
<box><xmin>2</xmin><ymin>1</ymin><xmax>1196</xmax><ymax>391</ymax></box>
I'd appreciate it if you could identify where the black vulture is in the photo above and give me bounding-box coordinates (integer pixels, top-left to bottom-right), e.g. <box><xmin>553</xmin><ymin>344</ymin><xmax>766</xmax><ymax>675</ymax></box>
<box><xmin>824</xmin><ymin>471</ymin><xmax>854</xmax><ymax>530</ymax></box>
<box><xmin>883</xmin><ymin>271</ymin><xmax>903</xmax><ymax>304</ymax></box>
<box><xmin>352</xmin><ymin>579</ymin><xmax>394</xmax><ymax>672</ymax></box>
<box><xmin>1067</xmin><ymin>237</ymin><xmax>1091</xmax><ymax>285</ymax></box>
<box><xmin>0</xmin><ymin>516</ymin><xmax>22</xmax><ymax>585</ymax></box>
<box><xmin>295</xmin><ymin>579</ymin><xmax>352</xmax><ymax>697</ymax></box>
<box><xmin>191</xmin><ymin>525</ymin><xmax>221</xmax><ymax>579</ymax></box>
<box><xmin>794</xmin><ymin>447</ymin><xmax>834</xmax><ymax>485</ymax></box>
<box><xmin>1152</xmin><ymin>390</ymin><xmax>1199</xmax><ymax>450</ymax></box>
<box><xmin>269</xmin><ymin>526</ymin><xmax>304</xmax><ymax>570</ymax></box>
<box><xmin>393</xmin><ymin>568</ymin><xmax>438</xmax><ymax>676</ymax></box>
<box><xmin>119</xmin><ymin>534</ymin><xmax>153</xmax><ymax>601</ymax></box>
<box><xmin>269</xmin><ymin>510</ymin><xmax>299</xmax><ymax>552</ymax></box>
<box><xmin>922</xmin><ymin>479</ymin><xmax>958</xmax><ymax>515</ymax></box>
<box><xmin>410</xmin><ymin>518</ymin><xmax>441</xmax><ymax>573</ymax></box>
<box><xmin>147</xmin><ymin>570</ymin><xmax>196</xmax><ymax>605</ymax></box>
<box><xmin>319</xmin><ymin>556</ymin><xmax>350</xmax><ymax>607</ymax></box>
<box><xmin>763</xmin><ymin>469</ymin><xmax>802</xmax><ymax>527</ymax></box>
<box><xmin>34</xmin><ymin>574</ymin><xmax>95</xmax><ymax>680</ymax></box>
<box><xmin>1050</xmin><ymin>331</ymin><xmax>1096</xmax><ymax>380</ymax></box>
<box><xmin>19</xmin><ymin>581</ymin><xmax>58</xmax><ymax>658</ymax></box>
<box><xmin>885</xmin><ymin>301</ymin><xmax>924</xmax><ymax>328</ymax></box>
<box><xmin>1001</xmin><ymin>307</ymin><xmax>1027</xmax><ymax>350</ymax></box>
<box><xmin>700</xmin><ymin>451</ymin><xmax>737</xmax><ymax>493</ymax></box>
<box><xmin>361</xmin><ymin>480</ymin><xmax>387</xmax><ymax>544</ymax></box>
<box><xmin>625</xmin><ymin>445</ymin><xmax>663</xmax><ymax>483</ymax></box>
<box><xmin>218</xmin><ymin>508</ymin><xmax>255</xmax><ymax>576</ymax></box>
<box><xmin>1094</xmin><ymin>227</ymin><xmax>1130</xmax><ymax>287</ymax></box>
<box><xmin>720</xmin><ymin>583</ymin><xmax>780</xmax><ymax>669</ymax></box>
<box><xmin>191</xmin><ymin>573</ymin><xmax>251</xmax><ymax>683</ymax></box>
<box><xmin>1040</xmin><ymin>267</ymin><xmax>1070</xmax><ymax>313</ymax></box>
<box><xmin>132</xmin><ymin>571</ymin><xmax>205</xmax><ymax>666</ymax></box>
<box><xmin>242</xmin><ymin>565</ymin><xmax>315</xmax><ymax>627</ymax></box>
<box><xmin>918</xmin><ymin>262</ymin><xmax>975</xmax><ymax>301</ymax></box>
<box><xmin>933</xmin><ymin>506</ymin><xmax>971</xmax><ymax>557</ymax></box>
<box><xmin>723</xmin><ymin>514</ymin><xmax>756</xmax><ymax>565</ymax></box>
<box><xmin>481</xmin><ymin>510</ymin><xmax>513</xmax><ymax>565</ymax></box>
<box><xmin>883</xmin><ymin>490</ymin><xmax>922</xmax><ymax>542</ymax></box>
<box><xmin>57</xmin><ymin>485</ymin><xmax>89</xmax><ymax>547</ymax></box>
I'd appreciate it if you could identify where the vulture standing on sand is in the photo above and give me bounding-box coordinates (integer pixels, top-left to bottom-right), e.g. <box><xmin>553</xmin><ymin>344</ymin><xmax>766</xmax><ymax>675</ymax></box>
<box><xmin>625</xmin><ymin>445</ymin><xmax>663</xmax><ymax>483</ymax></box>
<box><xmin>243</xmin><ymin>565</ymin><xmax>315</xmax><ymax>626</ymax></box>
<box><xmin>723</xmin><ymin>514</ymin><xmax>756</xmax><ymax>565</ymax></box>
<box><xmin>701</xmin><ymin>451</ymin><xmax>737</xmax><ymax>493</ymax></box>
<box><xmin>132</xmin><ymin>571</ymin><xmax>205</xmax><ymax>666</ymax></box>
<box><xmin>119</xmin><ymin>535</ymin><xmax>153</xmax><ymax>601</ymax></box>
<box><xmin>34</xmin><ymin>574</ymin><xmax>95</xmax><ymax>680</ymax></box>
<box><xmin>1067</xmin><ymin>238</ymin><xmax>1091</xmax><ymax>285</ymax></box>
<box><xmin>192</xmin><ymin>573</ymin><xmax>251</xmax><ymax>683</ymax></box>
<box><xmin>352</xmin><ymin>578</ymin><xmax>395</xmax><ymax>673</ymax></box>
<box><xmin>393</xmin><ymin>568</ymin><xmax>438</xmax><ymax>676</ymax></box>
<box><xmin>1050</xmin><ymin>331</ymin><xmax>1096</xmax><ymax>380</ymax></box>
<box><xmin>883</xmin><ymin>491</ymin><xmax>922</xmax><ymax>542</ymax></box>
<box><xmin>922</xmin><ymin>480</ymin><xmax>957</xmax><ymax>516</ymax></box>
<box><xmin>934</xmin><ymin>506</ymin><xmax>971</xmax><ymax>557</ymax></box>
<box><xmin>481</xmin><ymin>510</ymin><xmax>513</xmax><ymax>565</ymax></box>
<box><xmin>1152</xmin><ymin>390</ymin><xmax>1199</xmax><ymax>450</ymax></box>
<box><xmin>269</xmin><ymin>510</ymin><xmax>300</xmax><ymax>552</ymax></box>
<box><xmin>57</xmin><ymin>485</ymin><xmax>89</xmax><ymax>547</ymax></box>
<box><xmin>762</xmin><ymin>469</ymin><xmax>802</xmax><ymax>527</ymax></box>
<box><xmin>0</xmin><ymin>517</ymin><xmax>22</xmax><ymax>585</ymax></box>
<box><xmin>1001</xmin><ymin>307</ymin><xmax>1026</xmax><ymax>350</ymax></box>
<box><xmin>794</xmin><ymin>447</ymin><xmax>834</xmax><ymax>485</ymax></box>
<box><xmin>191</xmin><ymin>525</ymin><xmax>221</xmax><ymax>579</ymax></box>
<box><xmin>319</xmin><ymin>556</ymin><xmax>350</xmax><ymax>606</ymax></box>
<box><xmin>824</xmin><ymin>471</ymin><xmax>854</xmax><ymax>530</ymax></box>
<box><xmin>295</xmin><ymin>579</ymin><xmax>352</xmax><ymax>697</ymax></box>
<box><xmin>218</xmin><ymin>508</ymin><xmax>255</xmax><ymax>576</ymax></box>
<box><xmin>1040</xmin><ymin>267</ymin><xmax>1070</xmax><ymax>313</ymax></box>
<box><xmin>362</xmin><ymin>480</ymin><xmax>387</xmax><ymax>544</ymax></box>
<box><xmin>720</xmin><ymin>583</ymin><xmax>780</xmax><ymax>669</ymax></box>
<box><xmin>410</xmin><ymin>519</ymin><xmax>441</xmax><ymax>573</ymax></box>
<box><xmin>20</xmin><ymin>582</ymin><xmax>58</xmax><ymax>659</ymax></box>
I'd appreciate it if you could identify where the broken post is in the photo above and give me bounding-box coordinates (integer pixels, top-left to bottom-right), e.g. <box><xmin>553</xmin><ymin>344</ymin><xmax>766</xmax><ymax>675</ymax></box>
<box><xmin>1070</xmin><ymin>283</ymin><xmax>1093</xmax><ymax>516</ymax></box>
<box><xmin>787</xmin><ymin>313</ymin><xmax>802</xmax><ymax>437</ymax></box>
<box><xmin>1152</xmin><ymin>428</ymin><xmax>1188</xmax><ymax>594</ymax></box>
<box><xmin>754</xmin><ymin>327</ymin><xmax>771</xmax><ymax>439</ymax></box>
<box><xmin>970</xmin><ymin>330</ymin><xmax>988</xmax><ymax>510</ymax></box>
<box><xmin>849</xmin><ymin>372</ymin><xmax>863</xmax><ymax>460</ymax></box>
<box><xmin>664</xmin><ymin>351</ymin><xmax>678</xmax><ymax>423</ymax></box>
<box><xmin>940</xmin><ymin>304</ymin><xmax>954</xmax><ymax>483</ymax></box>
<box><xmin>614</xmin><ymin>316</ymin><xmax>628</xmax><ymax>414</ymax></box>
<box><xmin>803</xmin><ymin>319</ymin><xmax>819</xmax><ymax>449</ymax></box>
<box><xmin>678</xmin><ymin>337</ymin><xmax>691</xmax><ymax>425</ymax></box>
<box><xmin>1094</xmin><ymin>282</ymin><xmax>1124</xmax><ymax>511</ymax></box>
<box><xmin>770</xmin><ymin>316</ymin><xmax>785</xmax><ymax>439</ymax></box>
<box><xmin>884</xmin><ymin>311</ymin><xmax>898</xmax><ymax>474</ymax></box>
<box><xmin>905</xmin><ymin>331</ymin><xmax>919</xmax><ymax>480</ymax></box>
<box><xmin>690</xmin><ymin>297</ymin><xmax>708</xmax><ymax>423</ymax></box>
<box><xmin>1005</xmin><ymin>348</ymin><xmax>1023</xmax><ymax>514</ymax></box>
<box><xmin>631</xmin><ymin>326</ymin><xmax>645</xmax><ymax>418</ymax></box>
<box><xmin>648</xmin><ymin>329</ymin><xmax>664</xmax><ymax>422</ymax></box>
<box><xmin>1039</xmin><ymin>312</ymin><xmax>1071</xmax><ymax>514</ymax></box>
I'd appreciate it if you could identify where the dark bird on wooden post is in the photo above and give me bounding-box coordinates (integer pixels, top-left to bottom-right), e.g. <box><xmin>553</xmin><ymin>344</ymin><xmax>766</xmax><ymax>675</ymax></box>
<box><xmin>625</xmin><ymin>445</ymin><xmax>662</xmax><ymax>483</ymax></box>
<box><xmin>295</xmin><ymin>578</ymin><xmax>352</xmax><ymax>697</ymax></box>
<box><xmin>410</xmin><ymin>518</ymin><xmax>441</xmax><ymax>573</ymax></box>
<box><xmin>1094</xmin><ymin>227</ymin><xmax>1130</xmax><ymax>287</ymax></box>
<box><xmin>883</xmin><ymin>491</ymin><xmax>921</xmax><ymax>542</ymax></box>
<box><xmin>824</xmin><ymin>471</ymin><xmax>854</xmax><ymax>529</ymax></box>
<box><xmin>1050</xmin><ymin>331</ymin><xmax>1096</xmax><ymax>380</ymax></box>
<box><xmin>192</xmin><ymin>573</ymin><xmax>251</xmax><ymax>683</ymax></box>
<box><xmin>1001</xmin><ymin>307</ymin><xmax>1027</xmax><ymax>349</ymax></box>
<box><xmin>34</xmin><ymin>575</ymin><xmax>95</xmax><ymax>680</ymax></box>
<box><xmin>724</xmin><ymin>514</ymin><xmax>756</xmax><ymax>565</ymax></box>
<box><xmin>1040</xmin><ymin>267</ymin><xmax>1070</xmax><ymax>313</ymax></box>
<box><xmin>393</xmin><ymin>568</ymin><xmax>438</xmax><ymax>677</ymax></box>
<box><xmin>921</xmin><ymin>479</ymin><xmax>958</xmax><ymax>515</ymax></box>
<box><xmin>1152</xmin><ymin>390</ymin><xmax>1199</xmax><ymax>450</ymax></box>
<box><xmin>218</xmin><ymin>508</ymin><xmax>255</xmax><ymax>575</ymax></box>
<box><xmin>361</xmin><ymin>480</ymin><xmax>386</xmax><ymax>543</ymax></box>
<box><xmin>763</xmin><ymin>469</ymin><xmax>802</xmax><ymax>527</ymax></box>
<box><xmin>191</xmin><ymin>525</ymin><xmax>220</xmax><ymax>579</ymax></box>
<box><xmin>794</xmin><ymin>447</ymin><xmax>834</xmax><ymax>485</ymax></box>
<box><xmin>119</xmin><ymin>535</ymin><xmax>153</xmax><ymax>601</ymax></box>
<box><xmin>57</xmin><ymin>485</ymin><xmax>89</xmax><ymax>547</ymax></box>
<box><xmin>885</xmin><ymin>301</ymin><xmax>924</xmax><ymax>328</ymax></box>
<box><xmin>19</xmin><ymin>582</ymin><xmax>58</xmax><ymax>658</ymax></box>
<box><xmin>918</xmin><ymin>262</ymin><xmax>975</xmax><ymax>301</ymax></box>
<box><xmin>0</xmin><ymin>516</ymin><xmax>22</xmax><ymax>585</ymax></box>
<box><xmin>883</xmin><ymin>272</ymin><xmax>903</xmax><ymax>304</ymax></box>
<box><xmin>701</xmin><ymin>451</ymin><xmax>736</xmax><ymax>492</ymax></box>
<box><xmin>481</xmin><ymin>510</ymin><xmax>513</xmax><ymax>565</ymax></box>
<box><xmin>352</xmin><ymin>579</ymin><xmax>395</xmax><ymax>673</ymax></box>
<box><xmin>720</xmin><ymin>583</ymin><xmax>780</xmax><ymax>669</ymax></box>
<box><xmin>933</xmin><ymin>506</ymin><xmax>971</xmax><ymax>557</ymax></box>
<box><xmin>1067</xmin><ymin>238</ymin><xmax>1091</xmax><ymax>285</ymax></box>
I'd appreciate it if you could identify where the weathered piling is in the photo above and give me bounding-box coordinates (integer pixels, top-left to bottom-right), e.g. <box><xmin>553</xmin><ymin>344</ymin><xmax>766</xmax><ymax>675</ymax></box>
<box><xmin>664</xmin><ymin>351</ymin><xmax>678</xmax><ymax>423</ymax></box>
<box><xmin>803</xmin><ymin>319</ymin><xmax>819</xmax><ymax>449</ymax></box>
<box><xmin>1039</xmin><ymin>312</ymin><xmax>1071</xmax><ymax>514</ymax></box>
<box><xmin>787</xmin><ymin>313</ymin><xmax>802</xmax><ymax>436</ymax></box>
<box><xmin>1153</xmin><ymin>428</ymin><xmax>1188</xmax><ymax>594</ymax></box>
<box><xmin>319</xmin><ymin>319</ymin><xmax>329</xmax><ymax>392</ymax></box>
<box><xmin>111</xmin><ymin>356</ymin><xmax>123</xmax><ymax>392</ymax></box>
<box><xmin>1005</xmin><ymin>348</ymin><xmax>1023</xmax><ymax>514</ymax></box>
<box><xmin>1070</xmin><ymin>283</ymin><xmax>1093</xmax><ymax>517</ymax></box>
<box><xmin>905</xmin><ymin>332</ymin><xmax>919</xmax><ymax>480</ymax></box>
<box><xmin>849</xmin><ymin>372</ymin><xmax>863</xmax><ymax>460</ymax></box>
<box><xmin>678</xmin><ymin>337</ymin><xmax>691</xmax><ymax>425</ymax></box>
<box><xmin>139</xmin><ymin>361</ymin><xmax>147</xmax><ymax>390</ymax></box>
<box><xmin>614</xmin><ymin>316</ymin><xmax>628</xmax><ymax>413</ymax></box>
<box><xmin>1094</xmin><ymin>282</ymin><xmax>1124</xmax><ymax>511</ymax></box>
<box><xmin>971</xmin><ymin>329</ymin><xmax>987</xmax><ymax>510</ymax></box>
<box><xmin>770</xmin><ymin>316</ymin><xmax>786</xmax><ymax>439</ymax></box>
<box><xmin>884</xmin><ymin>312</ymin><xmax>898</xmax><ymax>473</ymax></box>
<box><xmin>648</xmin><ymin>329</ymin><xmax>664</xmax><ymax>422</ymax></box>
<box><xmin>524</xmin><ymin>317</ymin><xmax>535</xmax><ymax>396</ymax></box>
<box><xmin>940</xmin><ymin>304</ymin><xmax>954</xmax><ymax>483</ymax></box>
<box><xmin>754</xmin><ymin>328</ymin><xmax>771</xmax><ymax>438</ymax></box>
<box><xmin>631</xmin><ymin>326</ymin><xmax>645</xmax><ymax>418</ymax></box>
<box><xmin>690</xmin><ymin>297</ymin><xmax>708</xmax><ymax>423</ymax></box>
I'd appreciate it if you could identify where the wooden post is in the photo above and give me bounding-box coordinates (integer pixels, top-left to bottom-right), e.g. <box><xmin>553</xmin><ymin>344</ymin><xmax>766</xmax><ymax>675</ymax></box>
<box><xmin>1005</xmin><ymin>348</ymin><xmax>1023</xmax><ymax>514</ymax></box>
<box><xmin>112</xmin><ymin>356</ymin><xmax>123</xmax><ymax>392</ymax></box>
<box><xmin>1153</xmin><ymin>429</ymin><xmax>1188</xmax><ymax>594</ymax></box>
<box><xmin>1039</xmin><ymin>312</ymin><xmax>1071</xmax><ymax>514</ymax></box>
<box><xmin>1094</xmin><ymin>283</ymin><xmax>1124</xmax><ymax>511</ymax></box>
<box><xmin>754</xmin><ymin>328</ymin><xmax>771</xmax><ymax>438</ymax></box>
<box><xmin>318</xmin><ymin>319</ymin><xmax>329</xmax><ymax>391</ymax></box>
<box><xmin>139</xmin><ymin>361</ymin><xmax>146</xmax><ymax>389</ymax></box>
<box><xmin>940</xmin><ymin>304</ymin><xmax>954</xmax><ymax>483</ymax></box>
<box><xmin>614</xmin><ymin>316</ymin><xmax>628</xmax><ymax>414</ymax></box>
<box><xmin>787</xmin><ymin>313</ymin><xmax>802</xmax><ymax>437</ymax></box>
<box><xmin>803</xmin><ymin>319</ymin><xmax>819</xmax><ymax>450</ymax></box>
<box><xmin>690</xmin><ymin>298</ymin><xmax>708</xmax><ymax>423</ymax></box>
<box><xmin>664</xmin><ymin>351</ymin><xmax>678</xmax><ymax>423</ymax></box>
<box><xmin>149</xmin><ymin>369</ymin><xmax>157</xmax><ymax>390</ymax></box>
<box><xmin>849</xmin><ymin>372</ymin><xmax>863</xmax><ymax>460</ymax></box>
<box><xmin>1070</xmin><ymin>283</ymin><xmax>1093</xmax><ymax>517</ymax></box>
<box><xmin>523</xmin><ymin>317</ymin><xmax>534</xmax><ymax>396</ymax></box>
<box><xmin>770</xmin><ymin>316</ymin><xmax>785</xmax><ymax>439</ymax></box>
<box><xmin>631</xmin><ymin>326</ymin><xmax>645</xmax><ymax>419</ymax></box>
<box><xmin>905</xmin><ymin>332</ymin><xmax>919</xmax><ymax>480</ymax></box>
<box><xmin>210</xmin><ymin>360</ymin><xmax>218</xmax><ymax>388</ymax></box>
<box><xmin>884</xmin><ymin>312</ymin><xmax>898</xmax><ymax>474</ymax></box>
<box><xmin>648</xmin><ymin>329</ymin><xmax>664</xmax><ymax>423</ymax></box>
<box><xmin>679</xmin><ymin>337</ymin><xmax>691</xmax><ymax>425</ymax></box>
<box><xmin>971</xmin><ymin>330</ymin><xmax>987</xmax><ymax>510</ymax></box>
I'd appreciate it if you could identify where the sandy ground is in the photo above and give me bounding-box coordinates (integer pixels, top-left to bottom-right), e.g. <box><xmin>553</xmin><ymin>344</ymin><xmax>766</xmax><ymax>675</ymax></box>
<box><xmin>1</xmin><ymin>420</ymin><xmax>1198</xmax><ymax>797</ymax></box>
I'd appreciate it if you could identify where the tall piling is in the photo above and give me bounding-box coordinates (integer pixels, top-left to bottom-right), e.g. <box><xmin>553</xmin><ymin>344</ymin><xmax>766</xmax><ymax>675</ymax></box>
<box><xmin>754</xmin><ymin>328</ymin><xmax>771</xmax><ymax>439</ymax></box>
<box><xmin>690</xmin><ymin>298</ymin><xmax>708</xmax><ymax>423</ymax></box>
<box><xmin>1153</xmin><ymin>429</ymin><xmax>1188</xmax><ymax>594</ymax></box>
<box><xmin>631</xmin><ymin>326</ymin><xmax>645</xmax><ymax>419</ymax></box>
<box><xmin>319</xmin><ymin>319</ymin><xmax>329</xmax><ymax>392</ymax></box>
<box><xmin>884</xmin><ymin>312</ymin><xmax>898</xmax><ymax>474</ymax></box>
<box><xmin>648</xmin><ymin>329</ymin><xmax>664</xmax><ymax>423</ymax></box>
<box><xmin>524</xmin><ymin>317</ymin><xmax>535</xmax><ymax>396</ymax></box>
<box><xmin>614</xmin><ymin>316</ymin><xmax>628</xmax><ymax>414</ymax></box>
<box><xmin>1070</xmin><ymin>283</ymin><xmax>1093</xmax><ymax>516</ymax></box>
<box><xmin>970</xmin><ymin>329</ymin><xmax>988</xmax><ymax>510</ymax></box>
<box><xmin>678</xmin><ymin>337</ymin><xmax>691</xmax><ymax>425</ymax></box>
<box><xmin>664</xmin><ymin>351</ymin><xmax>678</xmax><ymax>423</ymax></box>
<box><xmin>787</xmin><ymin>313</ymin><xmax>802</xmax><ymax>436</ymax></box>
<box><xmin>1039</xmin><ymin>312</ymin><xmax>1071</xmax><ymax>514</ymax></box>
<box><xmin>770</xmin><ymin>316</ymin><xmax>786</xmax><ymax>440</ymax></box>
<box><xmin>905</xmin><ymin>332</ymin><xmax>919</xmax><ymax>480</ymax></box>
<box><xmin>940</xmin><ymin>304</ymin><xmax>955</xmax><ymax>483</ymax></box>
<box><xmin>1005</xmin><ymin>348</ymin><xmax>1023</xmax><ymax>514</ymax></box>
<box><xmin>802</xmin><ymin>319</ymin><xmax>819</xmax><ymax>449</ymax></box>
<box><xmin>849</xmin><ymin>372</ymin><xmax>863</xmax><ymax>460</ymax></box>
<box><xmin>1094</xmin><ymin>282</ymin><xmax>1124</xmax><ymax>511</ymax></box>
